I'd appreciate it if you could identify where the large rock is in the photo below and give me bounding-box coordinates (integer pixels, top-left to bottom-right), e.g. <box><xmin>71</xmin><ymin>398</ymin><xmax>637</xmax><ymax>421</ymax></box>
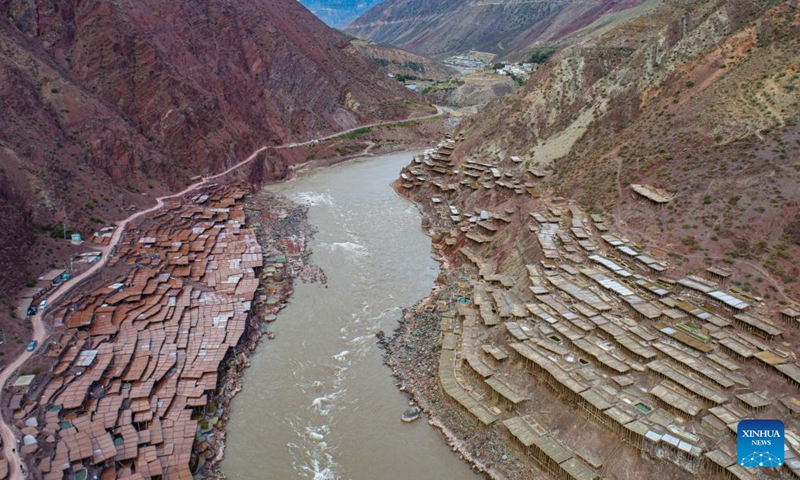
<box><xmin>401</xmin><ymin>406</ymin><xmax>422</xmax><ymax>423</ymax></box>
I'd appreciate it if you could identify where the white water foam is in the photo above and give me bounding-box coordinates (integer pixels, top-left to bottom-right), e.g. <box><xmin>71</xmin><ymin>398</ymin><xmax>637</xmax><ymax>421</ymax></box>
<box><xmin>311</xmin><ymin>389</ymin><xmax>345</xmax><ymax>416</ymax></box>
<box><xmin>289</xmin><ymin>419</ymin><xmax>338</xmax><ymax>480</ymax></box>
<box><xmin>346</xmin><ymin>334</ymin><xmax>372</xmax><ymax>346</ymax></box>
<box><xmin>292</xmin><ymin>191</ymin><xmax>334</xmax><ymax>206</ymax></box>
<box><xmin>325</xmin><ymin>242</ymin><xmax>369</xmax><ymax>257</ymax></box>
<box><xmin>372</xmin><ymin>306</ymin><xmax>399</xmax><ymax>322</ymax></box>
<box><xmin>304</xmin><ymin>458</ymin><xmax>335</xmax><ymax>480</ymax></box>
<box><xmin>306</xmin><ymin>425</ymin><xmax>327</xmax><ymax>442</ymax></box>
<box><xmin>332</xmin><ymin>350</ymin><xmax>350</xmax><ymax>362</ymax></box>
<box><xmin>333</xmin><ymin>365</ymin><xmax>348</xmax><ymax>383</ymax></box>
<box><xmin>289</xmin><ymin>439</ymin><xmax>337</xmax><ymax>480</ymax></box>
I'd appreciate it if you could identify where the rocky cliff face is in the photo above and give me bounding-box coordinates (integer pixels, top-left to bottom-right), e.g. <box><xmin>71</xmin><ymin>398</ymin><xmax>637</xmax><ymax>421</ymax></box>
<box><xmin>453</xmin><ymin>0</ymin><xmax>800</xmax><ymax>296</ymax></box>
<box><xmin>345</xmin><ymin>0</ymin><xmax>646</xmax><ymax>58</ymax></box>
<box><xmin>0</xmin><ymin>0</ymin><xmax>428</xmax><ymax>299</ymax></box>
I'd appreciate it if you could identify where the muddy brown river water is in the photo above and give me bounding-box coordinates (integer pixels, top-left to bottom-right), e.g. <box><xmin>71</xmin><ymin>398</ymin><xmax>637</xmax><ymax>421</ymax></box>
<box><xmin>221</xmin><ymin>152</ymin><xmax>478</xmax><ymax>480</ymax></box>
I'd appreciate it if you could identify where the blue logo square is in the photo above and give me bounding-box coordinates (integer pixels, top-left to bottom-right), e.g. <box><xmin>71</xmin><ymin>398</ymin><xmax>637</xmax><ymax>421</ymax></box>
<box><xmin>738</xmin><ymin>419</ymin><xmax>784</xmax><ymax>468</ymax></box>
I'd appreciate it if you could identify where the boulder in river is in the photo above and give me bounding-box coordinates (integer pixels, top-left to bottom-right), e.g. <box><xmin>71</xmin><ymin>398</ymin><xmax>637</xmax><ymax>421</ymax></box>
<box><xmin>402</xmin><ymin>406</ymin><xmax>421</xmax><ymax>423</ymax></box>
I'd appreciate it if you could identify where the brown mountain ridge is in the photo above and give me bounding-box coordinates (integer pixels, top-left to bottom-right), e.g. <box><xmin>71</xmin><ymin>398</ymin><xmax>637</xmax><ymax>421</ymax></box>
<box><xmin>345</xmin><ymin>0</ymin><xmax>647</xmax><ymax>59</ymax></box>
<box><xmin>451</xmin><ymin>0</ymin><xmax>800</xmax><ymax>298</ymax></box>
<box><xmin>0</xmin><ymin>0</ymin><xmax>429</xmax><ymax>300</ymax></box>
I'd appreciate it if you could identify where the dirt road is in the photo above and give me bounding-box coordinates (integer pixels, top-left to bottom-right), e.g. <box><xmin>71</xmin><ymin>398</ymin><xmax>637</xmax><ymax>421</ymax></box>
<box><xmin>0</xmin><ymin>108</ymin><xmax>443</xmax><ymax>479</ymax></box>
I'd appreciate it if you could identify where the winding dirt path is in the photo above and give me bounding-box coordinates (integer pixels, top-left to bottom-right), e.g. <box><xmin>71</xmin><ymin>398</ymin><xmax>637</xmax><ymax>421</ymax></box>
<box><xmin>0</xmin><ymin>108</ymin><xmax>443</xmax><ymax>479</ymax></box>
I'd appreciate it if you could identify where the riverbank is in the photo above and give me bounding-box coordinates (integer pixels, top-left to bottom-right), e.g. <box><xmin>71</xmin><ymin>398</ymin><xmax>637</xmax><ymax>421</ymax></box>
<box><xmin>386</xmin><ymin>133</ymin><xmax>800</xmax><ymax>480</ymax></box>
<box><xmin>0</xmin><ymin>116</ymin><xmax>456</xmax><ymax>479</ymax></box>
<box><xmin>220</xmin><ymin>150</ymin><xmax>478</xmax><ymax>480</ymax></box>
<box><xmin>379</xmin><ymin>198</ymin><xmax>538</xmax><ymax>480</ymax></box>
<box><xmin>196</xmin><ymin>191</ymin><xmax>320</xmax><ymax>478</ymax></box>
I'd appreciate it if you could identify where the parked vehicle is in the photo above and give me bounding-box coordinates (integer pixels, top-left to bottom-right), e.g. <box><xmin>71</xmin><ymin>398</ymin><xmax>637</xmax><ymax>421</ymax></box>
<box><xmin>26</xmin><ymin>341</ymin><xmax>37</xmax><ymax>352</ymax></box>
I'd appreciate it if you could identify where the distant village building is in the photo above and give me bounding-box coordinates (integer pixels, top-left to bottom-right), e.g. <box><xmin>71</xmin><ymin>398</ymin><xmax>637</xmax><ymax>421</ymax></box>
<box><xmin>496</xmin><ymin>63</ymin><xmax>534</xmax><ymax>78</ymax></box>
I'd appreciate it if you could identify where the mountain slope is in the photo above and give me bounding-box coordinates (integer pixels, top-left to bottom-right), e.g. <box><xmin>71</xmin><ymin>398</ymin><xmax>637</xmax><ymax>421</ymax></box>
<box><xmin>350</xmin><ymin>39</ymin><xmax>460</xmax><ymax>81</ymax></box>
<box><xmin>452</xmin><ymin>0</ymin><xmax>800</xmax><ymax>296</ymax></box>
<box><xmin>345</xmin><ymin>0</ymin><xmax>647</xmax><ymax>58</ymax></box>
<box><xmin>0</xmin><ymin>0</ymin><xmax>428</xmax><ymax>300</ymax></box>
<box><xmin>299</xmin><ymin>0</ymin><xmax>385</xmax><ymax>27</ymax></box>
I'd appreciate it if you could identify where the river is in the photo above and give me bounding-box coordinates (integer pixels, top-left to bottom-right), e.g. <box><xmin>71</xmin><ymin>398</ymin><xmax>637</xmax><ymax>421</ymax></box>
<box><xmin>221</xmin><ymin>152</ymin><xmax>477</xmax><ymax>480</ymax></box>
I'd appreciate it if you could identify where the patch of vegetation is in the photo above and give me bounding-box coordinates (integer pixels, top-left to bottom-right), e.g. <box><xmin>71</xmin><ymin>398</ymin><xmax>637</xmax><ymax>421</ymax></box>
<box><xmin>395</xmin><ymin>74</ymin><xmax>426</xmax><ymax>82</ymax></box>
<box><xmin>39</xmin><ymin>223</ymin><xmax>78</xmax><ymax>239</ymax></box>
<box><xmin>422</xmin><ymin>78</ymin><xmax>465</xmax><ymax>94</ymax></box>
<box><xmin>529</xmin><ymin>45</ymin><xmax>557</xmax><ymax>64</ymax></box>
<box><xmin>404</xmin><ymin>61</ymin><xmax>425</xmax><ymax>73</ymax></box>
<box><xmin>336</xmin><ymin>127</ymin><xmax>373</xmax><ymax>141</ymax></box>
<box><xmin>511</xmin><ymin>74</ymin><xmax>527</xmax><ymax>87</ymax></box>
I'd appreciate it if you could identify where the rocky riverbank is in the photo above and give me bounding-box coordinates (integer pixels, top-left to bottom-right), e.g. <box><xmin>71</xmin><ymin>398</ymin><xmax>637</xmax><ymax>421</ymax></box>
<box><xmin>196</xmin><ymin>191</ymin><xmax>323</xmax><ymax>479</ymax></box>
<box><xmin>379</xmin><ymin>188</ymin><xmax>540</xmax><ymax>480</ymax></box>
<box><xmin>381</xmin><ymin>287</ymin><xmax>537</xmax><ymax>480</ymax></box>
